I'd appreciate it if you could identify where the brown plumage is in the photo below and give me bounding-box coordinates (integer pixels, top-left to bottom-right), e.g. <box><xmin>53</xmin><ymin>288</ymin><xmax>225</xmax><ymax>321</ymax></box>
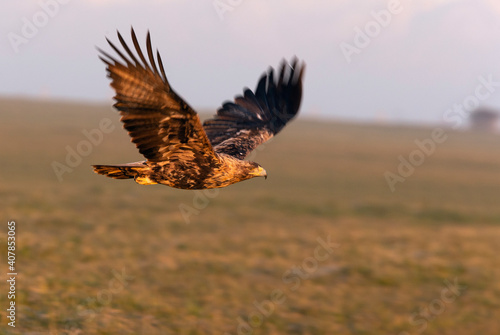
<box><xmin>92</xmin><ymin>28</ymin><xmax>305</xmax><ymax>189</ymax></box>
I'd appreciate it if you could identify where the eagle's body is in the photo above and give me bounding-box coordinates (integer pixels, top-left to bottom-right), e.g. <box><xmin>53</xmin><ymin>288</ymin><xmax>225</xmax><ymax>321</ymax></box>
<box><xmin>93</xmin><ymin>29</ymin><xmax>304</xmax><ymax>189</ymax></box>
<box><xmin>94</xmin><ymin>153</ymin><xmax>264</xmax><ymax>189</ymax></box>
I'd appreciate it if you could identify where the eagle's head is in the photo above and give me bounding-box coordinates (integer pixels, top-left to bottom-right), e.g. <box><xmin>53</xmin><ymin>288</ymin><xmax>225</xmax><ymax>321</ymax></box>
<box><xmin>247</xmin><ymin>162</ymin><xmax>267</xmax><ymax>180</ymax></box>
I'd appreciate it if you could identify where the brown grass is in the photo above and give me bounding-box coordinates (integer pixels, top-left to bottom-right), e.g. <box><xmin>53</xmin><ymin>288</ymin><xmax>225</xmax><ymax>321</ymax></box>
<box><xmin>1</xmin><ymin>98</ymin><xmax>500</xmax><ymax>334</ymax></box>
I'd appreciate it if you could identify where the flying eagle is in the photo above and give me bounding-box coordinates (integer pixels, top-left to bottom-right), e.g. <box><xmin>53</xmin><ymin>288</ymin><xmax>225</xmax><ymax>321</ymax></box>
<box><xmin>93</xmin><ymin>28</ymin><xmax>305</xmax><ymax>189</ymax></box>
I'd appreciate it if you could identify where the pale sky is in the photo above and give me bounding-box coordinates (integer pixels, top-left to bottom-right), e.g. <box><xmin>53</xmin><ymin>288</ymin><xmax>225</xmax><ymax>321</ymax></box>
<box><xmin>2</xmin><ymin>0</ymin><xmax>500</xmax><ymax>124</ymax></box>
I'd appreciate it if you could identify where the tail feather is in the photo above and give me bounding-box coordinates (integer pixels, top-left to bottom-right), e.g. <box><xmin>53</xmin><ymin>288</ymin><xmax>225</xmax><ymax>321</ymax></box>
<box><xmin>92</xmin><ymin>162</ymin><xmax>146</xmax><ymax>180</ymax></box>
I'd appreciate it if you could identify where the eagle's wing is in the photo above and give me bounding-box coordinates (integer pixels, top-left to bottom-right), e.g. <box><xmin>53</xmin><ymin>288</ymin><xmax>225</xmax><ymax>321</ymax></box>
<box><xmin>203</xmin><ymin>58</ymin><xmax>304</xmax><ymax>160</ymax></box>
<box><xmin>99</xmin><ymin>28</ymin><xmax>217</xmax><ymax>164</ymax></box>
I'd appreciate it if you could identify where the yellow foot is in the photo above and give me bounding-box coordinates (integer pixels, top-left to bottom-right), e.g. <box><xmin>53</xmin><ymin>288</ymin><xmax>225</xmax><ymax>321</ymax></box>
<box><xmin>135</xmin><ymin>176</ymin><xmax>158</xmax><ymax>185</ymax></box>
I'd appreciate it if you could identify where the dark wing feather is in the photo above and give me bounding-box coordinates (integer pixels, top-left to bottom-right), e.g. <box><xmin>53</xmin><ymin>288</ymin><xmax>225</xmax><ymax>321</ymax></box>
<box><xmin>203</xmin><ymin>58</ymin><xmax>305</xmax><ymax>160</ymax></box>
<box><xmin>99</xmin><ymin>28</ymin><xmax>217</xmax><ymax>164</ymax></box>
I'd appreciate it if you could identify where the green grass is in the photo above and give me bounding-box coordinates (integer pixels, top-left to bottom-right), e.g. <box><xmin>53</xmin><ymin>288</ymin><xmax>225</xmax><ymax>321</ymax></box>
<box><xmin>1</xmin><ymin>97</ymin><xmax>500</xmax><ymax>334</ymax></box>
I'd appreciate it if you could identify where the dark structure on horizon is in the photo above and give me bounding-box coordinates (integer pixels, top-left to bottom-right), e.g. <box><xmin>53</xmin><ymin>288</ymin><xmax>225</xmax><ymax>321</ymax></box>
<box><xmin>469</xmin><ymin>108</ymin><xmax>499</xmax><ymax>132</ymax></box>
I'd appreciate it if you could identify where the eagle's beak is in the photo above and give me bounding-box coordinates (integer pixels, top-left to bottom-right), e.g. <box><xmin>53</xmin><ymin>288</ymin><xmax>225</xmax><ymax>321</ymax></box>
<box><xmin>254</xmin><ymin>166</ymin><xmax>267</xmax><ymax>179</ymax></box>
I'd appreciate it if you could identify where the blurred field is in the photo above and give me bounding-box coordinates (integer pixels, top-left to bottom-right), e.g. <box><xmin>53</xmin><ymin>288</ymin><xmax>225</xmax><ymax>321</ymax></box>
<box><xmin>1</xmin><ymin>97</ymin><xmax>500</xmax><ymax>335</ymax></box>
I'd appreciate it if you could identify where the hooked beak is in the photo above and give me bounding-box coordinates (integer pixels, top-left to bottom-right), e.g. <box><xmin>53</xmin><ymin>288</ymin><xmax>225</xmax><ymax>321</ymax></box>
<box><xmin>253</xmin><ymin>166</ymin><xmax>267</xmax><ymax>179</ymax></box>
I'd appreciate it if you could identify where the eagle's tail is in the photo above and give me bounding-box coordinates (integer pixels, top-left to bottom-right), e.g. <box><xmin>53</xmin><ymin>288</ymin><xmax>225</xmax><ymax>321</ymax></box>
<box><xmin>92</xmin><ymin>162</ymin><xmax>157</xmax><ymax>185</ymax></box>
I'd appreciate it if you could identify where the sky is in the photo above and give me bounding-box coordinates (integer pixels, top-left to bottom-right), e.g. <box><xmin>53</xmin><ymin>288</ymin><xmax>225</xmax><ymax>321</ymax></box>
<box><xmin>2</xmin><ymin>0</ymin><xmax>500</xmax><ymax>125</ymax></box>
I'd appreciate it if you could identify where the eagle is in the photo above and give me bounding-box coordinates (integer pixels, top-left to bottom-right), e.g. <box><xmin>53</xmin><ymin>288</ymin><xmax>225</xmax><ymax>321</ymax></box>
<box><xmin>93</xmin><ymin>28</ymin><xmax>305</xmax><ymax>189</ymax></box>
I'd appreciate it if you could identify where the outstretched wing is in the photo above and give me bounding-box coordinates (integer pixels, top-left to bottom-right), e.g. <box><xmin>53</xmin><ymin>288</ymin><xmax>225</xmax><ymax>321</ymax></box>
<box><xmin>203</xmin><ymin>58</ymin><xmax>305</xmax><ymax>160</ymax></box>
<box><xmin>99</xmin><ymin>28</ymin><xmax>217</xmax><ymax>164</ymax></box>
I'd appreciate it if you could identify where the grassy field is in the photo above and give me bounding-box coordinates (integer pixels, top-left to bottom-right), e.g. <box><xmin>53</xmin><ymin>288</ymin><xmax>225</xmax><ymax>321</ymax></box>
<box><xmin>1</xmin><ymin>97</ymin><xmax>500</xmax><ymax>334</ymax></box>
